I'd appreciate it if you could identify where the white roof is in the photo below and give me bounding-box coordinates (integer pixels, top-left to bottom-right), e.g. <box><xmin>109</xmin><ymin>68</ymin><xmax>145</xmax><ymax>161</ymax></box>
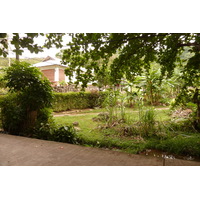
<box><xmin>33</xmin><ymin>57</ymin><xmax>67</xmax><ymax>68</ymax></box>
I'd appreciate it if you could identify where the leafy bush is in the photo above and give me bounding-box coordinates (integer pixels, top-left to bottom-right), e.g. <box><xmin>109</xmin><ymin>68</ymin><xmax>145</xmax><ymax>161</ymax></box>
<box><xmin>0</xmin><ymin>94</ymin><xmax>26</xmax><ymax>134</ymax></box>
<box><xmin>33</xmin><ymin>122</ymin><xmax>78</xmax><ymax>144</ymax></box>
<box><xmin>4</xmin><ymin>61</ymin><xmax>53</xmax><ymax>110</ymax></box>
<box><xmin>52</xmin><ymin>91</ymin><xmax>107</xmax><ymax>112</ymax></box>
<box><xmin>53</xmin><ymin>125</ymin><xmax>77</xmax><ymax>143</ymax></box>
<box><xmin>0</xmin><ymin>61</ymin><xmax>53</xmax><ymax>135</ymax></box>
<box><xmin>36</xmin><ymin>107</ymin><xmax>53</xmax><ymax>125</ymax></box>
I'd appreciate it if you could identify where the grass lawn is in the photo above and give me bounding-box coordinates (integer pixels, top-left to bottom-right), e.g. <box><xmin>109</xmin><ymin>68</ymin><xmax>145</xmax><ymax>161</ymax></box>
<box><xmin>54</xmin><ymin>113</ymin><xmax>103</xmax><ymax>143</ymax></box>
<box><xmin>54</xmin><ymin>107</ymin><xmax>200</xmax><ymax>159</ymax></box>
<box><xmin>54</xmin><ymin>107</ymin><xmax>169</xmax><ymax>153</ymax></box>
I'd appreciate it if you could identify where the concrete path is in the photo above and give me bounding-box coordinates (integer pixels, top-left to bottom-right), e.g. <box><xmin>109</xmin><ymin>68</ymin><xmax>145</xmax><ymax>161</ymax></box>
<box><xmin>0</xmin><ymin>133</ymin><xmax>199</xmax><ymax>166</ymax></box>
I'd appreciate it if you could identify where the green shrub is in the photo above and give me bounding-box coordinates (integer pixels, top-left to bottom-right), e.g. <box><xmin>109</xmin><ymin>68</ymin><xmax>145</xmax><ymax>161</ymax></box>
<box><xmin>4</xmin><ymin>61</ymin><xmax>53</xmax><ymax>110</ymax></box>
<box><xmin>36</xmin><ymin>107</ymin><xmax>53</xmax><ymax>125</ymax></box>
<box><xmin>0</xmin><ymin>94</ymin><xmax>26</xmax><ymax>134</ymax></box>
<box><xmin>33</xmin><ymin>122</ymin><xmax>78</xmax><ymax>144</ymax></box>
<box><xmin>0</xmin><ymin>95</ymin><xmax>54</xmax><ymax>135</ymax></box>
<box><xmin>32</xmin><ymin>122</ymin><xmax>54</xmax><ymax>140</ymax></box>
<box><xmin>52</xmin><ymin>91</ymin><xmax>107</xmax><ymax>112</ymax></box>
<box><xmin>1</xmin><ymin>61</ymin><xmax>53</xmax><ymax>135</ymax></box>
<box><xmin>52</xmin><ymin>125</ymin><xmax>77</xmax><ymax>143</ymax></box>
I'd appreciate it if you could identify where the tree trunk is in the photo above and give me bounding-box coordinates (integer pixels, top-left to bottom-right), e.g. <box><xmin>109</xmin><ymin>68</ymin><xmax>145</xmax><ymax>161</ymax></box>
<box><xmin>149</xmin><ymin>81</ymin><xmax>154</xmax><ymax>105</ymax></box>
<box><xmin>16</xmin><ymin>52</ymin><xmax>19</xmax><ymax>60</ymax></box>
<box><xmin>27</xmin><ymin>110</ymin><xmax>38</xmax><ymax>128</ymax></box>
<box><xmin>16</xmin><ymin>45</ymin><xmax>20</xmax><ymax>61</ymax></box>
<box><xmin>197</xmin><ymin>97</ymin><xmax>200</xmax><ymax>130</ymax></box>
<box><xmin>193</xmin><ymin>88</ymin><xmax>200</xmax><ymax>131</ymax></box>
<box><xmin>22</xmin><ymin>109</ymin><xmax>38</xmax><ymax>134</ymax></box>
<box><xmin>15</xmin><ymin>37</ymin><xmax>20</xmax><ymax>61</ymax></box>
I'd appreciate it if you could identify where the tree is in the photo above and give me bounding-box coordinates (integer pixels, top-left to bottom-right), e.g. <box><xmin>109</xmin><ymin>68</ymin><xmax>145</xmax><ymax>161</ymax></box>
<box><xmin>94</xmin><ymin>66</ymin><xmax>112</xmax><ymax>90</ymax></box>
<box><xmin>61</xmin><ymin>33</ymin><xmax>200</xmax><ymax>128</ymax></box>
<box><xmin>1</xmin><ymin>61</ymin><xmax>53</xmax><ymax>134</ymax></box>
<box><xmin>61</xmin><ymin>34</ymin><xmax>199</xmax><ymax>82</ymax></box>
<box><xmin>0</xmin><ymin>33</ymin><xmax>64</xmax><ymax>59</ymax></box>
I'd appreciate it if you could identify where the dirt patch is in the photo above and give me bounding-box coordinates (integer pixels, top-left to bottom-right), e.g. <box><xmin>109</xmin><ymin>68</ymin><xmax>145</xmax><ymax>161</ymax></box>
<box><xmin>171</xmin><ymin>109</ymin><xmax>193</xmax><ymax>118</ymax></box>
<box><xmin>53</xmin><ymin>109</ymin><xmax>98</xmax><ymax>117</ymax></box>
<box><xmin>53</xmin><ymin>107</ymin><xmax>170</xmax><ymax>117</ymax></box>
<box><xmin>155</xmin><ymin>107</ymin><xmax>169</xmax><ymax>110</ymax></box>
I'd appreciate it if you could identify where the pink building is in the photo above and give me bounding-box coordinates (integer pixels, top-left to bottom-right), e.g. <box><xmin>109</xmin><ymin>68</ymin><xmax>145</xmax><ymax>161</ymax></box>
<box><xmin>33</xmin><ymin>56</ymin><xmax>68</xmax><ymax>86</ymax></box>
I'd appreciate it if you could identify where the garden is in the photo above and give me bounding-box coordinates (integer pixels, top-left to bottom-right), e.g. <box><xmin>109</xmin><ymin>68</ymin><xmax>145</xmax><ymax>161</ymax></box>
<box><xmin>0</xmin><ymin>60</ymin><xmax>199</xmax><ymax>161</ymax></box>
<box><xmin>0</xmin><ymin>33</ymin><xmax>200</xmax><ymax>162</ymax></box>
<box><xmin>52</xmin><ymin>95</ymin><xmax>200</xmax><ymax>160</ymax></box>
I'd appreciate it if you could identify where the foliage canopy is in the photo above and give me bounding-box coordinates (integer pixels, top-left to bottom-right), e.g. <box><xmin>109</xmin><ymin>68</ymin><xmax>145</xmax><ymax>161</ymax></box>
<box><xmin>1</xmin><ymin>33</ymin><xmax>199</xmax><ymax>87</ymax></box>
<box><xmin>0</xmin><ymin>33</ymin><xmax>199</xmax><ymax>116</ymax></box>
<box><xmin>60</xmin><ymin>33</ymin><xmax>199</xmax><ymax>127</ymax></box>
<box><xmin>0</xmin><ymin>33</ymin><xmax>64</xmax><ymax>58</ymax></box>
<box><xmin>60</xmin><ymin>33</ymin><xmax>200</xmax><ymax>86</ymax></box>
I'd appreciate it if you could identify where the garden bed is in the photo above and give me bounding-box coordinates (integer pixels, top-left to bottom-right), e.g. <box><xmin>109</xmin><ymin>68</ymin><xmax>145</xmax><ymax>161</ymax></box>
<box><xmin>53</xmin><ymin>107</ymin><xmax>200</xmax><ymax>159</ymax></box>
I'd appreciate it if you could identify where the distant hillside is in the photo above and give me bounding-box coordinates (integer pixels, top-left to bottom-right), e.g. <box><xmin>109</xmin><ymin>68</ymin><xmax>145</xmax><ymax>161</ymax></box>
<box><xmin>0</xmin><ymin>57</ymin><xmax>44</xmax><ymax>68</ymax></box>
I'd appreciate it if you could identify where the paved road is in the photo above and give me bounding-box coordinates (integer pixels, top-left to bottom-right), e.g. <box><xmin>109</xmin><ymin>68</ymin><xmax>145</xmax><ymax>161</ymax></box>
<box><xmin>0</xmin><ymin>133</ymin><xmax>199</xmax><ymax>166</ymax></box>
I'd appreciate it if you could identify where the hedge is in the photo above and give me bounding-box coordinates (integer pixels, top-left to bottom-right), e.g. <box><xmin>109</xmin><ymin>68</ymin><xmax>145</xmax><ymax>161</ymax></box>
<box><xmin>0</xmin><ymin>92</ymin><xmax>108</xmax><ymax>113</ymax></box>
<box><xmin>52</xmin><ymin>91</ymin><xmax>108</xmax><ymax>112</ymax></box>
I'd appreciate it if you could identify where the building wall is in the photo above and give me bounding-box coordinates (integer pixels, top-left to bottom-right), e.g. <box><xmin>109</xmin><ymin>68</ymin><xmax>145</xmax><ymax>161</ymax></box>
<box><xmin>37</xmin><ymin>65</ymin><xmax>68</xmax><ymax>85</ymax></box>
<box><xmin>42</xmin><ymin>69</ymin><xmax>55</xmax><ymax>82</ymax></box>
<box><xmin>59</xmin><ymin>69</ymin><xmax>65</xmax><ymax>82</ymax></box>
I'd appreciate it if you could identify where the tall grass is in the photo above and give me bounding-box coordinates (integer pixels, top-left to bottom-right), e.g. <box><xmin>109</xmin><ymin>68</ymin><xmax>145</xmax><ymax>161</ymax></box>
<box><xmin>138</xmin><ymin>106</ymin><xmax>156</xmax><ymax>137</ymax></box>
<box><xmin>102</xmin><ymin>90</ymin><xmax>130</xmax><ymax>126</ymax></box>
<box><xmin>102</xmin><ymin>90</ymin><xmax>118</xmax><ymax>126</ymax></box>
<box><xmin>54</xmin><ymin>106</ymin><xmax>200</xmax><ymax>157</ymax></box>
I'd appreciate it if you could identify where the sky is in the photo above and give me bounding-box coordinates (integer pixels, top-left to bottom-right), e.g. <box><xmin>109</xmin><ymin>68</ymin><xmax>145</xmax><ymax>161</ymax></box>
<box><xmin>7</xmin><ymin>34</ymin><xmax>71</xmax><ymax>59</ymax></box>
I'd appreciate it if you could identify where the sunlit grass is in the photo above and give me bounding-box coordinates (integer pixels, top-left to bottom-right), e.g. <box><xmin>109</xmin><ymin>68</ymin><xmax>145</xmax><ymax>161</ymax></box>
<box><xmin>54</xmin><ymin>113</ymin><xmax>104</xmax><ymax>142</ymax></box>
<box><xmin>53</xmin><ymin>107</ymin><xmax>172</xmax><ymax>154</ymax></box>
